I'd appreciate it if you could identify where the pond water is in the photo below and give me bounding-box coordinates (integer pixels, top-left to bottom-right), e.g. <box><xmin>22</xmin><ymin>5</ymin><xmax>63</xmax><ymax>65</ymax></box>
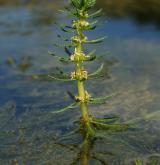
<box><xmin>0</xmin><ymin>1</ymin><xmax>160</xmax><ymax>165</ymax></box>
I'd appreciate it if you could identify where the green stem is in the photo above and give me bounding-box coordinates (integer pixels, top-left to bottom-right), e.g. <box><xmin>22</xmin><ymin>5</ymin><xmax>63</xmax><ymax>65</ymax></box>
<box><xmin>76</xmin><ymin>64</ymin><xmax>95</xmax><ymax>136</ymax></box>
<box><xmin>79</xmin><ymin>139</ymin><xmax>90</xmax><ymax>165</ymax></box>
<box><xmin>75</xmin><ymin>28</ymin><xmax>89</xmax><ymax>122</ymax></box>
<box><xmin>76</xmin><ymin>65</ymin><xmax>89</xmax><ymax>123</ymax></box>
<box><xmin>74</xmin><ymin>19</ymin><xmax>95</xmax><ymax>137</ymax></box>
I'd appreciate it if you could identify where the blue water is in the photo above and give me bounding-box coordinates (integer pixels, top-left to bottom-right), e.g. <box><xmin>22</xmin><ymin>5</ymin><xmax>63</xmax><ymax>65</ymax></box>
<box><xmin>0</xmin><ymin>3</ymin><xmax>160</xmax><ymax>164</ymax></box>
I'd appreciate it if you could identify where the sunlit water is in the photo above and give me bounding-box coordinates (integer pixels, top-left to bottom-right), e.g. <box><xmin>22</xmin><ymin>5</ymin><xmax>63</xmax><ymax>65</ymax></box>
<box><xmin>0</xmin><ymin>2</ymin><xmax>160</xmax><ymax>165</ymax></box>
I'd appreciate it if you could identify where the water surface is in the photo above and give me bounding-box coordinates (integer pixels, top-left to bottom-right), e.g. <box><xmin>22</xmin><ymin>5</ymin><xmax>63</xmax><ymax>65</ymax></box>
<box><xmin>0</xmin><ymin>1</ymin><xmax>160</xmax><ymax>164</ymax></box>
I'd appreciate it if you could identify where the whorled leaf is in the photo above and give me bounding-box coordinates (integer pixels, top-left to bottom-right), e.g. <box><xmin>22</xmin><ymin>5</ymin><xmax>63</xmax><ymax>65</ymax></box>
<box><xmin>89</xmin><ymin>93</ymin><xmax>117</xmax><ymax>105</ymax></box>
<box><xmin>54</xmin><ymin>142</ymin><xmax>78</xmax><ymax>152</ymax></box>
<box><xmin>60</xmin><ymin>24</ymin><xmax>75</xmax><ymax>33</ymax></box>
<box><xmin>58</xmin><ymin>127</ymin><xmax>80</xmax><ymax>142</ymax></box>
<box><xmin>70</xmin><ymin>0</ymin><xmax>96</xmax><ymax>10</ymax></box>
<box><xmin>48</xmin><ymin>51</ymin><xmax>71</xmax><ymax>63</ymax></box>
<box><xmin>48</xmin><ymin>72</ymin><xmax>73</xmax><ymax>81</ymax></box>
<box><xmin>57</xmin><ymin>34</ymin><xmax>70</xmax><ymax>42</ymax></box>
<box><xmin>88</xmin><ymin>9</ymin><xmax>103</xmax><ymax>18</ymax></box>
<box><xmin>91</xmin><ymin>121</ymin><xmax>129</xmax><ymax>131</ymax></box>
<box><xmin>51</xmin><ymin>102</ymin><xmax>79</xmax><ymax>114</ymax></box>
<box><xmin>84</xmin><ymin>20</ymin><xmax>98</xmax><ymax>30</ymax></box>
<box><xmin>88</xmin><ymin>64</ymin><xmax>104</xmax><ymax>79</ymax></box>
<box><xmin>59</xmin><ymin>7</ymin><xmax>76</xmax><ymax>17</ymax></box>
<box><xmin>91</xmin><ymin>116</ymin><xmax>120</xmax><ymax>124</ymax></box>
<box><xmin>65</xmin><ymin>46</ymin><xmax>72</xmax><ymax>56</ymax></box>
<box><xmin>67</xmin><ymin>91</ymin><xmax>77</xmax><ymax>101</ymax></box>
<box><xmin>30</xmin><ymin>69</ymin><xmax>71</xmax><ymax>81</ymax></box>
<box><xmin>92</xmin><ymin>155</ymin><xmax>109</xmax><ymax>165</ymax></box>
<box><xmin>84</xmin><ymin>0</ymin><xmax>96</xmax><ymax>10</ymax></box>
<box><xmin>85</xmin><ymin>36</ymin><xmax>107</xmax><ymax>44</ymax></box>
<box><xmin>70</xmin><ymin>0</ymin><xmax>81</xmax><ymax>9</ymax></box>
<box><xmin>65</xmin><ymin>2</ymin><xmax>101</xmax><ymax>19</ymax></box>
<box><xmin>85</xmin><ymin>50</ymin><xmax>96</xmax><ymax>61</ymax></box>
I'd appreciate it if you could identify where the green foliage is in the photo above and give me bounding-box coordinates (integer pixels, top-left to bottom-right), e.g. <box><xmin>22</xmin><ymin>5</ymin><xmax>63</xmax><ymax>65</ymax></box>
<box><xmin>84</xmin><ymin>50</ymin><xmax>96</xmax><ymax>61</ymax></box>
<box><xmin>92</xmin><ymin>116</ymin><xmax>120</xmax><ymax>124</ymax></box>
<box><xmin>47</xmin><ymin>0</ymin><xmax>128</xmax><ymax>140</ymax></box>
<box><xmin>84</xmin><ymin>20</ymin><xmax>98</xmax><ymax>30</ymax></box>
<box><xmin>88</xmin><ymin>64</ymin><xmax>104</xmax><ymax>79</ymax></box>
<box><xmin>48</xmin><ymin>73</ymin><xmax>72</xmax><ymax>81</ymax></box>
<box><xmin>91</xmin><ymin>121</ymin><xmax>128</xmax><ymax>131</ymax></box>
<box><xmin>89</xmin><ymin>93</ymin><xmax>117</xmax><ymax>104</ymax></box>
<box><xmin>88</xmin><ymin>9</ymin><xmax>103</xmax><ymax>18</ymax></box>
<box><xmin>70</xmin><ymin>0</ymin><xmax>96</xmax><ymax>10</ymax></box>
<box><xmin>85</xmin><ymin>36</ymin><xmax>107</xmax><ymax>44</ymax></box>
<box><xmin>48</xmin><ymin>51</ymin><xmax>70</xmax><ymax>63</ymax></box>
<box><xmin>60</xmin><ymin>24</ymin><xmax>75</xmax><ymax>32</ymax></box>
<box><xmin>51</xmin><ymin>102</ymin><xmax>79</xmax><ymax>114</ymax></box>
<box><xmin>132</xmin><ymin>160</ymin><xmax>143</xmax><ymax>165</ymax></box>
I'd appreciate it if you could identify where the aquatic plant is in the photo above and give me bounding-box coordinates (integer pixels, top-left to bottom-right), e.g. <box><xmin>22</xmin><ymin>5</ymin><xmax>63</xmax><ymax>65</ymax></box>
<box><xmin>6</xmin><ymin>56</ymin><xmax>32</xmax><ymax>73</ymax></box>
<box><xmin>48</xmin><ymin>0</ymin><xmax>128</xmax><ymax>138</ymax></box>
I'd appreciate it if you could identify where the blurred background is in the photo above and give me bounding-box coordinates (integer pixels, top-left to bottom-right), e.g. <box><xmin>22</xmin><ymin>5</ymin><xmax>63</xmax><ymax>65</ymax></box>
<box><xmin>0</xmin><ymin>0</ymin><xmax>160</xmax><ymax>164</ymax></box>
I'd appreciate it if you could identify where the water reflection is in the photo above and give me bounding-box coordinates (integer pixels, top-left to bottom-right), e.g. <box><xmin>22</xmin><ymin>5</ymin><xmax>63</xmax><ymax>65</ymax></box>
<box><xmin>68</xmin><ymin>128</ymin><xmax>109</xmax><ymax>165</ymax></box>
<box><xmin>1</xmin><ymin>100</ymin><xmax>159</xmax><ymax>164</ymax></box>
<box><xmin>6</xmin><ymin>56</ymin><xmax>32</xmax><ymax>73</ymax></box>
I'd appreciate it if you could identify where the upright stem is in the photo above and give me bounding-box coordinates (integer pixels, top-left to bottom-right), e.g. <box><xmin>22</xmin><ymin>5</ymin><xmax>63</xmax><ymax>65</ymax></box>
<box><xmin>79</xmin><ymin>138</ymin><xmax>90</xmax><ymax>165</ymax></box>
<box><xmin>76</xmin><ymin>62</ymin><xmax>90</xmax><ymax>123</ymax></box>
<box><xmin>75</xmin><ymin>27</ymin><xmax>89</xmax><ymax>120</ymax></box>
<box><xmin>78</xmin><ymin>81</ymin><xmax>90</xmax><ymax>123</ymax></box>
<box><xmin>74</xmin><ymin>20</ymin><xmax>95</xmax><ymax>137</ymax></box>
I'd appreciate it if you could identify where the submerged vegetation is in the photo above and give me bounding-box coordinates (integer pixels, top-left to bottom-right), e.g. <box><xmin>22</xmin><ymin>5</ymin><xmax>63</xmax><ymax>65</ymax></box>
<box><xmin>6</xmin><ymin>56</ymin><xmax>32</xmax><ymax>73</ymax></box>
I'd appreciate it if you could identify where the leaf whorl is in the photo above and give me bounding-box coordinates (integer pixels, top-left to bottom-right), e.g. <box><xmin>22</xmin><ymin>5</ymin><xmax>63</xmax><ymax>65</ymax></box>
<box><xmin>70</xmin><ymin>0</ymin><xmax>96</xmax><ymax>10</ymax></box>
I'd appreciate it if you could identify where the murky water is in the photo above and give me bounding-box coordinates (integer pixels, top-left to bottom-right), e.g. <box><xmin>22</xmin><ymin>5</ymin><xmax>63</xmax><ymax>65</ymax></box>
<box><xmin>0</xmin><ymin>1</ymin><xmax>160</xmax><ymax>164</ymax></box>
